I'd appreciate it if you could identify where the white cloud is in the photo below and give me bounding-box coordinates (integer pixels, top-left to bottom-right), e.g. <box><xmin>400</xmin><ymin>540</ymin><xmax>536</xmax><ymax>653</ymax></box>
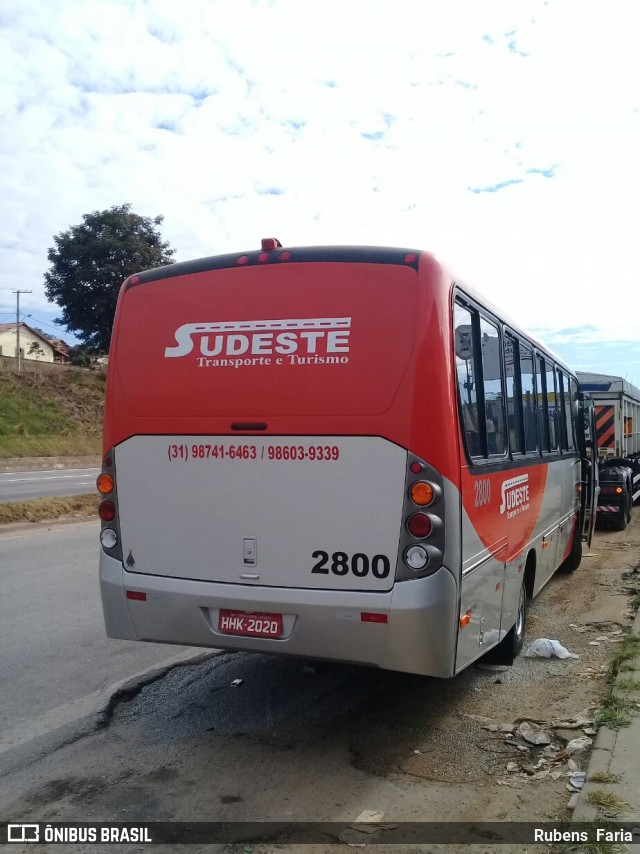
<box><xmin>0</xmin><ymin>0</ymin><xmax>638</xmax><ymax>378</ymax></box>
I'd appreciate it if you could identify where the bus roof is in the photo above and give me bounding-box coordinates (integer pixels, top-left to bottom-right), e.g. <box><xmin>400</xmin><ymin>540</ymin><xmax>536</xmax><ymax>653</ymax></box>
<box><xmin>125</xmin><ymin>244</ymin><xmax>422</xmax><ymax>288</ymax></box>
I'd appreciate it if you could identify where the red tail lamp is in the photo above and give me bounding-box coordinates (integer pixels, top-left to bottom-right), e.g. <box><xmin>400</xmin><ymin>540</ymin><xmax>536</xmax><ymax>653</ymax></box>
<box><xmin>99</xmin><ymin>501</ymin><xmax>116</xmax><ymax>522</ymax></box>
<box><xmin>407</xmin><ymin>513</ymin><xmax>432</xmax><ymax>538</ymax></box>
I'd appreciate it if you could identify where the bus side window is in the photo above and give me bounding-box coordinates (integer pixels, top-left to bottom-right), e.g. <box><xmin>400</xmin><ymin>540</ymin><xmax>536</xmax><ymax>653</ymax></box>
<box><xmin>558</xmin><ymin>370</ymin><xmax>574</xmax><ymax>451</ymax></box>
<box><xmin>555</xmin><ymin>369</ymin><xmax>565</xmax><ymax>449</ymax></box>
<box><xmin>520</xmin><ymin>343</ymin><xmax>538</xmax><ymax>453</ymax></box>
<box><xmin>480</xmin><ymin>316</ymin><xmax>506</xmax><ymax>456</ymax></box>
<box><xmin>504</xmin><ymin>332</ymin><xmax>522</xmax><ymax>455</ymax></box>
<box><xmin>569</xmin><ymin>377</ymin><xmax>579</xmax><ymax>449</ymax></box>
<box><xmin>546</xmin><ymin>362</ymin><xmax>559</xmax><ymax>451</ymax></box>
<box><xmin>454</xmin><ymin>302</ymin><xmax>482</xmax><ymax>458</ymax></box>
<box><xmin>537</xmin><ymin>355</ymin><xmax>550</xmax><ymax>452</ymax></box>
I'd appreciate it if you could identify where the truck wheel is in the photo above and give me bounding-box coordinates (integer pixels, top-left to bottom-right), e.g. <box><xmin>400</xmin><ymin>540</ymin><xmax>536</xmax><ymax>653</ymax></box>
<box><xmin>613</xmin><ymin>509</ymin><xmax>628</xmax><ymax>531</ymax></box>
<box><xmin>627</xmin><ymin>493</ymin><xmax>632</xmax><ymax>523</ymax></box>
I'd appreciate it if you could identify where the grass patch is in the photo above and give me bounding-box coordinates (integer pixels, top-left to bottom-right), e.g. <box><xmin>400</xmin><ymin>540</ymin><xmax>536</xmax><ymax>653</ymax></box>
<box><xmin>0</xmin><ymin>369</ymin><xmax>104</xmax><ymax>458</ymax></box>
<box><xmin>615</xmin><ymin>677</ymin><xmax>640</xmax><ymax>692</ymax></box>
<box><xmin>0</xmin><ymin>494</ymin><xmax>99</xmax><ymax>525</ymax></box>
<box><xmin>596</xmin><ymin>694</ymin><xmax>634</xmax><ymax>729</ymax></box>
<box><xmin>0</xmin><ymin>435</ymin><xmax>101</xmax><ymax>458</ymax></box>
<box><xmin>609</xmin><ymin>635</ymin><xmax>640</xmax><ymax>679</ymax></box>
<box><xmin>588</xmin><ymin>771</ymin><xmax>622</xmax><ymax>784</ymax></box>
<box><xmin>586</xmin><ymin>789</ymin><xmax>630</xmax><ymax>816</ymax></box>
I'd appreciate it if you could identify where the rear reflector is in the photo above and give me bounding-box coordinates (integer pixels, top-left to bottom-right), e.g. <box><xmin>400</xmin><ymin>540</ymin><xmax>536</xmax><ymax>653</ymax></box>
<box><xmin>361</xmin><ymin>612</ymin><xmax>388</xmax><ymax>624</ymax></box>
<box><xmin>126</xmin><ymin>590</ymin><xmax>147</xmax><ymax>601</ymax></box>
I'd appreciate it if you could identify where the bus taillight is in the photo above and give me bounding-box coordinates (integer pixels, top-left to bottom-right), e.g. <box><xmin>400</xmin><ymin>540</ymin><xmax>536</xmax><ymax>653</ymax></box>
<box><xmin>405</xmin><ymin>545</ymin><xmax>429</xmax><ymax>570</ymax></box>
<box><xmin>99</xmin><ymin>500</ymin><xmax>116</xmax><ymax>521</ymax></box>
<box><xmin>397</xmin><ymin>453</ymin><xmax>445</xmax><ymax>580</ymax></box>
<box><xmin>407</xmin><ymin>513</ymin><xmax>432</xmax><ymax>538</ymax></box>
<box><xmin>97</xmin><ymin>473</ymin><xmax>114</xmax><ymax>494</ymax></box>
<box><xmin>100</xmin><ymin>528</ymin><xmax>118</xmax><ymax>549</ymax></box>
<box><xmin>98</xmin><ymin>449</ymin><xmax>123</xmax><ymax>562</ymax></box>
<box><xmin>410</xmin><ymin>481</ymin><xmax>435</xmax><ymax>506</ymax></box>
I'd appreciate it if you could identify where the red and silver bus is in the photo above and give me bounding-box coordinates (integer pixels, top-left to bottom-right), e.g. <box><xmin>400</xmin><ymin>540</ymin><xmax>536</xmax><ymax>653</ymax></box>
<box><xmin>98</xmin><ymin>241</ymin><xmax>596</xmax><ymax>677</ymax></box>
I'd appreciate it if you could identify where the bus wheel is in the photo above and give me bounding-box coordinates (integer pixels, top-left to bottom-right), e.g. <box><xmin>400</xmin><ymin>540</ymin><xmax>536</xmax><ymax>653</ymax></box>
<box><xmin>511</xmin><ymin>579</ymin><xmax>527</xmax><ymax>658</ymax></box>
<box><xmin>559</xmin><ymin>528</ymin><xmax>582</xmax><ymax>573</ymax></box>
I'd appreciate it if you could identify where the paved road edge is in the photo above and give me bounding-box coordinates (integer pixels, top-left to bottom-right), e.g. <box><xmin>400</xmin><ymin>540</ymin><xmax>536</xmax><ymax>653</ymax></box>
<box><xmin>0</xmin><ymin>649</ymin><xmax>217</xmax><ymax>773</ymax></box>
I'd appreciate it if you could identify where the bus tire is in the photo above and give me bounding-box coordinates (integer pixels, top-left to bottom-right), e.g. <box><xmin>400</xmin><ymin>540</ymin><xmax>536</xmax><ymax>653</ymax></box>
<box><xmin>482</xmin><ymin>576</ymin><xmax>527</xmax><ymax>665</ymax></box>
<box><xmin>499</xmin><ymin>577</ymin><xmax>527</xmax><ymax>660</ymax></box>
<box><xmin>510</xmin><ymin>578</ymin><xmax>527</xmax><ymax>658</ymax></box>
<box><xmin>558</xmin><ymin>527</ymin><xmax>582</xmax><ymax>573</ymax></box>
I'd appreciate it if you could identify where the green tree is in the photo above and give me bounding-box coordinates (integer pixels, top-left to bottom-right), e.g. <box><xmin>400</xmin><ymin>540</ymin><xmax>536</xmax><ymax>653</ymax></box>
<box><xmin>27</xmin><ymin>341</ymin><xmax>45</xmax><ymax>359</ymax></box>
<box><xmin>44</xmin><ymin>204</ymin><xmax>175</xmax><ymax>352</ymax></box>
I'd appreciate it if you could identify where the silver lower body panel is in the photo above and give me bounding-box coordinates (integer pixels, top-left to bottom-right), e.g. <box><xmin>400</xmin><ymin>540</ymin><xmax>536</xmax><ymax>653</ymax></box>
<box><xmin>100</xmin><ymin>553</ymin><xmax>458</xmax><ymax>677</ymax></box>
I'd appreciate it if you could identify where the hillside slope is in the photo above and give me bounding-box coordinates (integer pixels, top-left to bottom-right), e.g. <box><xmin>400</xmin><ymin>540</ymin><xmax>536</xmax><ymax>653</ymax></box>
<box><xmin>0</xmin><ymin>368</ymin><xmax>105</xmax><ymax>458</ymax></box>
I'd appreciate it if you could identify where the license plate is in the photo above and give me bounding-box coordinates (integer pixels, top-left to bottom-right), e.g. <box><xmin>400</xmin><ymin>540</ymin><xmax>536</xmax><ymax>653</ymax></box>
<box><xmin>218</xmin><ymin>609</ymin><xmax>283</xmax><ymax>638</ymax></box>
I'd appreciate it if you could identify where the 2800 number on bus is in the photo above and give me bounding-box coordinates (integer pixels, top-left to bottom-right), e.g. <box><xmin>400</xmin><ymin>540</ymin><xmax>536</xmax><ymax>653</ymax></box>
<box><xmin>311</xmin><ymin>551</ymin><xmax>391</xmax><ymax>578</ymax></box>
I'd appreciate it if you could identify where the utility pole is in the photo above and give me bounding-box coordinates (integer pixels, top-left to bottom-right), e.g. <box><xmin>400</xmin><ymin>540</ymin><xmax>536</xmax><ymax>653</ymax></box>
<box><xmin>12</xmin><ymin>290</ymin><xmax>32</xmax><ymax>372</ymax></box>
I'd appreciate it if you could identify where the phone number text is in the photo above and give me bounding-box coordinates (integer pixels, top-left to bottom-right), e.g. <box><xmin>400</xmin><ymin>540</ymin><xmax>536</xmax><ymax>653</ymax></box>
<box><xmin>167</xmin><ymin>444</ymin><xmax>341</xmax><ymax>462</ymax></box>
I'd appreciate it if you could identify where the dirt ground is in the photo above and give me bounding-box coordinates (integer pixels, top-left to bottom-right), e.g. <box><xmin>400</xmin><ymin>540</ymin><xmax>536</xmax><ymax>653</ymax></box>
<box><xmin>2</xmin><ymin>518</ymin><xmax>639</xmax><ymax>854</ymax></box>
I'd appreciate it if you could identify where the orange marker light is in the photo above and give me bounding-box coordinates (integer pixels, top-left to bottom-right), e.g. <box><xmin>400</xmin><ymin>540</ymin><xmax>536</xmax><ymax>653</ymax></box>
<box><xmin>615</xmin><ymin>486</ymin><xmax>623</xmax><ymax>494</ymax></box>
<box><xmin>410</xmin><ymin>481</ymin><xmax>434</xmax><ymax>506</ymax></box>
<box><xmin>460</xmin><ymin>614</ymin><xmax>471</xmax><ymax>627</ymax></box>
<box><xmin>97</xmin><ymin>473</ymin><xmax>114</xmax><ymax>494</ymax></box>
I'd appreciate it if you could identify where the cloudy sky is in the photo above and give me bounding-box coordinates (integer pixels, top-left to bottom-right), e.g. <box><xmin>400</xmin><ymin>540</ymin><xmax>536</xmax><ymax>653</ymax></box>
<box><xmin>1</xmin><ymin>0</ymin><xmax>639</xmax><ymax>383</ymax></box>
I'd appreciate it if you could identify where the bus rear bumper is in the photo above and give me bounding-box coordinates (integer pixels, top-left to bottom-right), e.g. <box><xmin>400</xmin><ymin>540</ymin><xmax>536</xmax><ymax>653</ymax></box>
<box><xmin>99</xmin><ymin>552</ymin><xmax>458</xmax><ymax>678</ymax></box>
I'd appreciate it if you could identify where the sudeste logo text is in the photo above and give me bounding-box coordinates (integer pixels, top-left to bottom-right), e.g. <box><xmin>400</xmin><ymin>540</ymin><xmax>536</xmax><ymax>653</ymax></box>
<box><xmin>164</xmin><ymin>318</ymin><xmax>351</xmax><ymax>368</ymax></box>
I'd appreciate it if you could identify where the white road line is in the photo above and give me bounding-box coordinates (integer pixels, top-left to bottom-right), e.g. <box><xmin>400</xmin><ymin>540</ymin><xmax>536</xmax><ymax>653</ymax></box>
<box><xmin>0</xmin><ymin>468</ymin><xmax>98</xmax><ymax>476</ymax></box>
<box><xmin>1</xmin><ymin>475</ymin><xmax>96</xmax><ymax>483</ymax></box>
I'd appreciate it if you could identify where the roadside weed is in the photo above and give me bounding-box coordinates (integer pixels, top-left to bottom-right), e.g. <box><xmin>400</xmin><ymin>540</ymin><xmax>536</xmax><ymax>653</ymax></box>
<box><xmin>588</xmin><ymin>771</ymin><xmax>622</xmax><ymax>784</ymax></box>
<box><xmin>586</xmin><ymin>789</ymin><xmax>630</xmax><ymax>816</ymax></box>
<box><xmin>596</xmin><ymin>694</ymin><xmax>634</xmax><ymax>729</ymax></box>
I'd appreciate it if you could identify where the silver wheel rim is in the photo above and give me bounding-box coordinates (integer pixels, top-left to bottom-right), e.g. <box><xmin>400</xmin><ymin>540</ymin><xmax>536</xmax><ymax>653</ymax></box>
<box><xmin>515</xmin><ymin>586</ymin><xmax>525</xmax><ymax>640</ymax></box>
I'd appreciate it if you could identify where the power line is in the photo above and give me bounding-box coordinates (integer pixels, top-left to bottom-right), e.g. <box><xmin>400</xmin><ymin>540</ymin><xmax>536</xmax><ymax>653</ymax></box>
<box><xmin>28</xmin><ymin>316</ymin><xmax>64</xmax><ymax>332</ymax></box>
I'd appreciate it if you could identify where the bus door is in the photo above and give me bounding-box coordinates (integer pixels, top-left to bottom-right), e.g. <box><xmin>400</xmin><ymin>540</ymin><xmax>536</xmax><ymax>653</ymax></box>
<box><xmin>577</xmin><ymin>395</ymin><xmax>598</xmax><ymax>547</ymax></box>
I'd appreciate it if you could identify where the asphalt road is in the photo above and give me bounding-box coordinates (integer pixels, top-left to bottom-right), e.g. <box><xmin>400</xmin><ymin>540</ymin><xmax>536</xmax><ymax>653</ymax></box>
<box><xmin>0</xmin><ymin>520</ymin><xmax>199</xmax><ymax>750</ymax></box>
<box><xmin>0</xmin><ymin>467</ymin><xmax>100</xmax><ymax>502</ymax></box>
